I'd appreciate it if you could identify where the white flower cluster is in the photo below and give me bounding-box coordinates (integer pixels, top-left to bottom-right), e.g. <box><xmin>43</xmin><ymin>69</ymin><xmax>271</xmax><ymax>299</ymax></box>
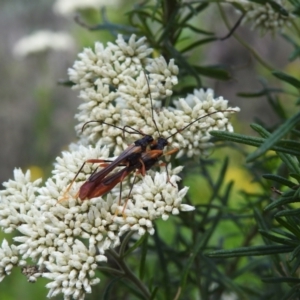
<box><xmin>69</xmin><ymin>34</ymin><xmax>239</xmax><ymax>158</ymax></box>
<box><xmin>0</xmin><ymin>239</ymin><xmax>22</xmax><ymax>282</ymax></box>
<box><xmin>53</xmin><ymin>0</ymin><xmax>120</xmax><ymax>17</ymax></box>
<box><xmin>0</xmin><ymin>141</ymin><xmax>193</xmax><ymax>298</ymax></box>
<box><xmin>1</xmin><ymin>34</ymin><xmax>240</xmax><ymax>299</ymax></box>
<box><xmin>13</xmin><ymin>30</ymin><xmax>75</xmax><ymax>58</ymax></box>
<box><xmin>228</xmin><ymin>0</ymin><xmax>293</xmax><ymax>35</ymax></box>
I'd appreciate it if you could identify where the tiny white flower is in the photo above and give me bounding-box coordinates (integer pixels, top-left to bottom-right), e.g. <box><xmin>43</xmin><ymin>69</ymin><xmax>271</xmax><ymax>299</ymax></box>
<box><xmin>228</xmin><ymin>0</ymin><xmax>293</xmax><ymax>35</ymax></box>
<box><xmin>0</xmin><ymin>240</ymin><xmax>20</xmax><ymax>281</ymax></box>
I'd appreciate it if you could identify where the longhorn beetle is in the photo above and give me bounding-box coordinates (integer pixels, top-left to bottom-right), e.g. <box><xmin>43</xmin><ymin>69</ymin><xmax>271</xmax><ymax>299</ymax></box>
<box><xmin>60</xmin><ymin>70</ymin><xmax>237</xmax><ymax>203</ymax></box>
<box><xmin>79</xmin><ymin>109</ymin><xmax>238</xmax><ymax>202</ymax></box>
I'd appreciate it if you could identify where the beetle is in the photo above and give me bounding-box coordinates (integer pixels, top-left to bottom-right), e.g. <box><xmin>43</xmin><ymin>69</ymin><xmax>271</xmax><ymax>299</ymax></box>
<box><xmin>60</xmin><ymin>70</ymin><xmax>237</xmax><ymax>203</ymax></box>
<box><xmin>80</xmin><ymin>109</ymin><xmax>237</xmax><ymax>201</ymax></box>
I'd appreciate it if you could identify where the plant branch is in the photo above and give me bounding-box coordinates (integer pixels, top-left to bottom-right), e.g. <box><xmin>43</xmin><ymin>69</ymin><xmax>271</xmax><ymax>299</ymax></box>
<box><xmin>108</xmin><ymin>249</ymin><xmax>151</xmax><ymax>299</ymax></box>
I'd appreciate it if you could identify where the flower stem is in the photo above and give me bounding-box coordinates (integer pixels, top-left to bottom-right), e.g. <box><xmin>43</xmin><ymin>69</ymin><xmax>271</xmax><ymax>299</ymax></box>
<box><xmin>108</xmin><ymin>249</ymin><xmax>151</xmax><ymax>299</ymax></box>
<box><xmin>119</xmin><ymin>231</ymin><xmax>135</xmax><ymax>257</ymax></box>
<box><xmin>98</xmin><ymin>266</ymin><xmax>124</xmax><ymax>277</ymax></box>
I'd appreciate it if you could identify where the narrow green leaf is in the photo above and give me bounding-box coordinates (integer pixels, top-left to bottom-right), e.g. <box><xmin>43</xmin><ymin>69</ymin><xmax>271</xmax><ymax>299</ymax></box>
<box><xmin>216</xmin><ymin>157</ymin><xmax>229</xmax><ymax>187</ymax></box>
<box><xmin>271</xmin><ymin>228</ymin><xmax>296</xmax><ymax>240</ymax></box>
<box><xmin>273</xmin><ymin>71</ymin><xmax>300</xmax><ymax>88</ymax></box>
<box><xmin>275</xmin><ymin>207</ymin><xmax>300</xmax><ymax>217</ymax></box>
<box><xmin>181</xmin><ymin>210</ymin><xmax>224</xmax><ymax>289</ymax></box>
<box><xmin>180</xmin><ymin>2</ymin><xmax>209</xmax><ymax>24</ymax></box>
<box><xmin>57</xmin><ymin>79</ymin><xmax>75</xmax><ymax>87</ymax></box>
<box><xmin>237</xmin><ymin>88</ymin><xmax>283</xmax><ymax>98</ymax></box>
<box><xmin>262</xmin><ymin>174</ymin><xmax>296</xmax><ymax>188</ymax></box>
<box><xmin>264</xmin><ymin>195</ymin><xmax>298</xmax><ymax>211</ymax></box>
<box><xmin>253</xmin><ymin>208</ymin><xmax>268</xmax><ymax>231</ymax></box>
<box><xmin>247</xmin><ymin>112</ymin><xmax>300</xmax><ymax>161</ymax></box>
<box><xmin>180</xmin><ymin>37</ymin><xmax>218</xmax><ymax>53</ymax></box>
<box><xmin>102</xmin><ymin>277</ymin><xmax>123</xmax><ymax>300</ymax></box>
<box><xmin>290</xmin><ymin>174</ymin><xmax>300</xmax><ymax>182</ymax></box>
<box><xmin>153</xmin><ymin>228</ymin><xmax>170</xmax><ymax>299</ymax></box>
<box><xmin>275</xmin><ymin>217</ymin><xmax>300</xmax><ymax>240</ymax></box>
<box><xmin>289</xmin><ymin>244</ymin><xmax>300</xmax><ymax>262</ymax></box>
<box><xmin>193</xmin><ymin>65</ymin><xmax>231</xmax><ymax>80</ymax></box>
<box><xmin>124</xmin><ymin>234</ymin><xmax>148</xmax><ymax>257</ymax></box>
<box><xmin>262</xmin><ymin>277</ymin><xmax>300</xmax><ymax>283</ymax></box>
<box><xmin>249</xmin><ymin>126</ymin><xmax>300</xmax><ymax>172</ymax></box>
<box><xmin>282</xmin><ymin>33</ymin><xmax>300</xmax><ymax>61</ymax></box>
<box><xmin>149</xmin><ymin>287</ymin><xmax>159</xmax><ymax>300</ymax></box>
<box><xmin>259</xmin><ymin>230</ymin><xmax>297</xmax><ymax>245</ymax></box>
<box><xmin>177</xmin><ymin>2</ymin><xmax>208</xmax><ymax>28</ymax></box>
<box><xmin>210</xmin><ymin>131</ymin><xmax>300</xmax><ymax>157</ymax></box>
<box><xmin>184</xmin><ymin>23</ymin><xmax>214</xmax><ymax>35</ymax></box>
<box><xmin>250</xmin><ymin>123</ymin><xmax>271</xmax><ymax>138</ymax></box>
<box><xmin>180</xmin><ymin>235</ymin><xmax>203</xmax><ymax>289</ymax></box>
<box><xmin>139</xmin><ymin>234</ymin><xmax>148</xmax><ymax>280</ymax></box>
<box><xmin>290</xmin><ymin>253</ymin><xmax>300</xmax><ymax>274</ymax></box>
<box><xmin>200</xmin><ymin>255</ymin><xmax>248</xmax><ymax>299</ymax></box>
<box><xmin>207</xmin><ymin>245</ymin><xmax>294</xmax><ymax>258</ymax></box>
<box><xmin>277</xmin><ymin>152</ymin><xmax>300</xmax><ymax>174</ymax></box>
<box><xmin>281</xmin><ymin>285</ymin><xmax>300</xmax><ymax>300</ymax></box>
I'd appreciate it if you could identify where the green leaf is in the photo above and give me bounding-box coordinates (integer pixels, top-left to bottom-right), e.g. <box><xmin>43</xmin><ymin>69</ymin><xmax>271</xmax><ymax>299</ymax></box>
<box><xmin>193</xmin><ymin>65</ymin><xmax>231</xmax><ymax>80</ymax></box>
<box><xmin>102</xmin><ymin>277</ymin><xmax>123</xmax><ymax>300</ymax></box>
<box><xmin>237</xmin><ymin>88</ymin><xmax>283</xmax><ymax>98</ymax></box>
<box><xmin>139</xmin><ymin>234</ymin><xmax>148</xmax><ymax>280</ymax></box>
<box><xmin>289</xmin><ymin>244</ymin><xmax>300</xmax><ymax>262</ymax></box>
<box><xmin>210</xmin><ymin>131</ymin><xmax>300</xmax><ymax>157</ymax></box>
<box><xmin>290</xmin><ymin>252</ymin><xmax>300</xmax><ymax>274</ymax></box>
<box><xmin>247</xmin><ymin>112</ymin><xmax>300</xmax><ymax>161</ymax></box>
<box><xmin>150</xmin><ymin>287</ymin><xmax>159</xmax><ymax>300</ymax></box>
<box><xmin>264</xmin><ymin>195</ymin><xmax>299</xmax><ymax>211</ymax></box>
<box><xmin>124</xmin><ymin>233</ymin><xmax>148</xmax><ymax>257</ymax></box>
<box><xmin>277</xmin><ymin>153</ymin><xmax>300</xmax><ymax>175</ymax></box>
<box><xmin>281</xmin><ymin>285</ymin><xmax>300</xmax><ymax>300</ymax></box>
<box><xmin>207</xmin><ymin>245</ymin><xmax>294</xmax><ymax>258</ymax></box>
<box><xmin>180</xmin><ymin>37</ymin><xmax>218</xmax><ymax>53</ymax></box>
<box><xmin>254</xmin><ymin>208</ymin><xmax>269</xmax><ymax>231</ymax></box>
<box><xmin>262</xmin><ymin>277</ymin><xmax>300</xmax><ymax>283</ymax></box>
<box><xmin>282</xmin><ymin>34</ymin><xmax>300</xmax><ymax>61</ymax></box>
<box><xmin>184</xmin><ymin>23</ymin><xmax>214</xmax><ymax>35</ymax></box>
<box><xmin>275</xmin><ymin>207</ymin><xmax>300</xmax><ymax>217</ymax></box>
<box><xmin>259</xmin><ymin>230</ymin><xmax>298</xmax><ymax>245</ymax></box>
<box><xmin>262</xmin><ymin>174</ymin><xmax>296</xmax><ymax>188</ymax></box>
<box><xmin>153</xmin><ymin>228</ymin><xmax>170</xmax><ymax>298</ymax></box>
<box><xmin>199</xmin><ymin>255</ymin><xmax>248</xmax><ymax>299</ymax></box>
<box><xmin>275</xmin><ymin>217</ymin><xmax>300</xmax><ymax>240</ymax></box>
<box><xmin>57</xmin><ymin>79</ymin><xmax>75</xmax><ymax>87</ymax></box>
<box><xmin>272</xmin><ymin>71</ymin><xmax>300</xmax><ymax>89</ymax></box>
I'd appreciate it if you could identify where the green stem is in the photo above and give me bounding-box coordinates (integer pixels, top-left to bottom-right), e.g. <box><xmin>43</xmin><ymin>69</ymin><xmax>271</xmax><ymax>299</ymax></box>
<box><xmin>217</xmin><ymin>3</ymin><xmax>274</xmax><ymax>72</ymax></box>
<box><xmin>108</xmin><ymin>249</ymin><xmax>151</xmax><ymax>299</ymax></box>
<box><xmin>98</xmin><ymin>266</ymin><xmax>124</xmax><ymax>277</ymax></box>
<box><xmin>119</xmin><ymin>231</ymin><xmax>135</xmax><ymax>257</ymax></box>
